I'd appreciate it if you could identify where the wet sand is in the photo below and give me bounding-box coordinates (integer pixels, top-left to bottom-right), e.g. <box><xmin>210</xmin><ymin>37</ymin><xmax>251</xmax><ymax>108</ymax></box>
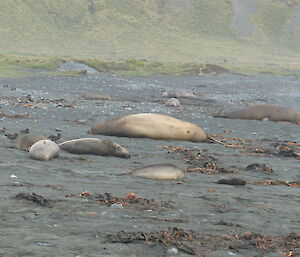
<box><xmin>0</xmin><ymin>72</ymin><xmax>299</xmax><ymax>256</ymax></box>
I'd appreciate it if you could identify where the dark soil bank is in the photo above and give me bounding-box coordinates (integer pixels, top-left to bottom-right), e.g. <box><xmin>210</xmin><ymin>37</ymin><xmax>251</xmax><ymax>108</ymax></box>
<box><xmin>0</xmin><ymin>72</ymin><xmax>299</xmax><ymax>256</ymax></box>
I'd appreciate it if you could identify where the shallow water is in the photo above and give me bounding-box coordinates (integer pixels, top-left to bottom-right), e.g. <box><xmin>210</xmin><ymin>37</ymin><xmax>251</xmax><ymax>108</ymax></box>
<box><xmin>0</xmin><ymin>73</ymin><xmax>299</xmax><ymax>256</ymax></box>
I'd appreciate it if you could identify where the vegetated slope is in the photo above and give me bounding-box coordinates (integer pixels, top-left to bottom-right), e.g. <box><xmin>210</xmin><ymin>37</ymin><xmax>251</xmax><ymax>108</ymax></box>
<box><xmin>0</xmin><ymin>0</ymin><xmax>299</xmax><ymax>66</ymax></box>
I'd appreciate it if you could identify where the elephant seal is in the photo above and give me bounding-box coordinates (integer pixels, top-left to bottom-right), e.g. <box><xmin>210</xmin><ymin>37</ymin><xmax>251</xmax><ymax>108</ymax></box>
<box><xmin>16</xmin><ymin>134</ymin><xmax>47</xmax><ymax>151</ymax></box>
<box><xmin>59</xmin><ymin>138</ymin><xmax>130</xmax><ymax>158</ymax></box>
<box><xmin>88</xmin><ymin>113</ymin><xmax>208</xmax><ymax>142</ymax></box>
<box><xmin>29</xmin><ymin>140</ymin><xmax>59</xmax><ymax>161</ymax></box>
<box><xmin>213</xmin><ymin>104</ymin><xmax>300</xmax><ymax>122</ymax></box>
<box><xmin>82</xmin><ymin>92</ymin><xmax>111</xmax><ymax>100</ymax></box>
<box><xmin>165</xmin><ymin>98</ymin><xmax>181</xmax><ymax>107</ymax></box>
<box><xmin>127</xmin><ymin>163</ymin><xmax>185</xmax><ymax>180</ymax></box>
<box><xmin>162</xmin><ymin>89</ymin><xmax>196</xmax><ymax>99</ymax></box>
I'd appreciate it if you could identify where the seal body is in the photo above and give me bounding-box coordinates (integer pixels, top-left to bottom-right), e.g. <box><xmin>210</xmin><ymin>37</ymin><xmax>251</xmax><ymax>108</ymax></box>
<box><xmin>89</xmin><ymin>113</ymin><xmax>208</xmax><ymax>142</ymax></box>
<box><xmin>16</xmin><ymin>134</ymin><xmax>47</xmax><ymax>151</ymax></box>
<box><xmin>213</xmin><ymin>104</ymin><xmax>300</xmax><ymax>122</ymax></box>
<box><xmin>29</xmin><ymin>140</ymin><xmax>59</xmax><ymax>161</ymax></box>
<box><xmin>59</xmin><ymin>138</ymin><xmax>130</xmax><ymax>158</ymax></box>
<box><xmin>162</xmin><ymin>89</ymin><xmax>196</xmax><ymax>99</ymax></box>
<box><xmin>165</xmin><ymin>98</ymin><xmax>181</xmax><ymax>107</ymax></box>
<box><xmin>129</xmin><ymin>163</ymin><xmax>185</xmax><ymax>180</ymax></box>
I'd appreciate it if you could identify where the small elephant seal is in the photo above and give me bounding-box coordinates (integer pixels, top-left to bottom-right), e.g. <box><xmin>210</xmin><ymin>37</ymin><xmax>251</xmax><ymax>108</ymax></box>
<box><xmin>29</xmin><ymin>140</ymin><xmax>59</xmax><ymax>161</ymax></box>
<box><xmin>165</xmin><ymin>98</ymin><xmax>181</xmax><ymax>107</ymax></box>
<box><xmin>162</xmin><ymin>89</ymin><xmax>196</xmax><ymax>99</ymax></box>
<box><xmin>16</xmin><ymin>134</ymin><xmax>47</xmax><ymax>151</ymax></box>
<box><xmin>88</xmin><ymin>113</ymin><xmax>208</xmax><ymax>142</ymax></box>
<box><xmin>127</xmin><ymin>163</ymin><xmax>185</xmax><ymax>180</ymax></box>
<box><xmin>82</xmin><ymin>92</ymin><xmax>111</xmax><ymax>100</ymax></box>
<box><xmin>58</xmin><ymin>138</ymin><xmax>130</xmax><ymax>158</ymax></box>
<box><xmin>213</xmin><ymin>104</ymin><xmax>300</xmax><ymax>122</ymax></box>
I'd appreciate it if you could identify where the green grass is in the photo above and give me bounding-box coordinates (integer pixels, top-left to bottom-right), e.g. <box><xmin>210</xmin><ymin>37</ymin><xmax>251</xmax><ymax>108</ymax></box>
<box><xmin>0</xmin><ymin>1</ymin><xmax>299</xmax><ymax>77</ymax></box>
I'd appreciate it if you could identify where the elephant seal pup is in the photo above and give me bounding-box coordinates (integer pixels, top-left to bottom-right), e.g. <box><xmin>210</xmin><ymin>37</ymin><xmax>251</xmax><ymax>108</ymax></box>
<box><xmin>16</xmin><ymin>134</ymin><xmax>47</xmax><ymax>151</ymax></box>
<box><xmin>213</xmin><ymin>104</ymin><xmax>300</xmax><ymax>122</ymax></box>
<box><xmin>88</xmin><ymin>113</ymin><xmax>208</xmax><ymax>142</ymax></box>
<box><xmin>162</xmin><ymin>89</ymin><xmax>196</xmax><ymax>99</ymax></box>
<box><xmin>165</xmin><ymin>98</ymin><xmax>181</xmax><ymax>107</ymax></box>
<box><xmin>29</xmin><ymin>140</ymin><xmax>59</xmax><ymax>161</ymax></box>
<box><xmin>127</xmin><ymin>163</ymin><xmax>185</xmax><ymax>180</ymax></box>
<box><xmin>59</xmin><ymin>138</ymin><xmax>130</xmax><ymax>158</ymax></box>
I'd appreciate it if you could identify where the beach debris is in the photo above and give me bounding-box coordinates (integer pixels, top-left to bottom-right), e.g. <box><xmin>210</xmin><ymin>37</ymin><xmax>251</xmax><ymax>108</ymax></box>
<box><xmin>103</xmin><ymin>227</ymin><xmax>197</xmax><ymax>255</ymax></box>
<box><xmin>0</xmin><ymin>112</ymin><xmax>28</xmax><ymax>118</ymax></box>
<box><xmin>103</xmin><ymin>229</ymin><xmax>300</xmax><ymax>256</ymax></box>
<box><xmin>15</xmin><ymin>192</ymin><xmax>53</xmax><ymax>207</ymax></box>
<box><xmin>246</xmin><ymin>163</ymin><xmax>273</xmax><ymax>173</ymax></box>
<box><xmin>250</xmin><ymin>180</ymin><xmax>300</xmax><ymax>187</ymax></box>
<box><xmin>159</xmin><ymin>145</ymin><xmax>241</xmax><ymax>175</ymax></box>
<box><xmin>217</xmin><ymin>178</ymin><xmax>247</xmax><ymax>186</ymax></box>
<box><xmin>66</xmin><ymin>192</ymin><xmax>161</xmax><ymax>210</ymax></box>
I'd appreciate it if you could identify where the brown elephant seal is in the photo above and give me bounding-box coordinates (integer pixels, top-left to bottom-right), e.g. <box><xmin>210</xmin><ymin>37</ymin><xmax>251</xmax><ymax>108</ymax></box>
<box><xmin>126</xmin><ymin>163</ymin><xmax>185</xmax><ymax>180</ymax></box>
<box><xmin>162</xmin><ymin>89</ymin><xmax>196</xmax><ymax>99</ymax></box>
<box><xmin>165</xmin><ymin>98</ymin><xmax>181</xmax><ymax>107</ymax></box>
<box><xmin>58</xmin><ymin>138</ymin><xmax>130</xmax><ymax>158</ymax></box>
<box><xmin>16</xmin><ymin>134</ymin><xmax>47</xmax><ymax>151</ymax></box>
<box><xmin>213</xmin><ymin>104</ymin><xmax>300</xmax><ymax>122</ymax></box>
<box><xmin>29</xmin><ymin>140</ymin><xmax>59</xmax><ymax>161</ymax></box>
<box><xmin>82</xmin><ymin>92</ymin><xmax>111</xmax><ymax>100</ymax></box>
<box><xmin>88</xmin><ymin>113</ymin><xmax>208</xmax><ymax>142</ymax></box>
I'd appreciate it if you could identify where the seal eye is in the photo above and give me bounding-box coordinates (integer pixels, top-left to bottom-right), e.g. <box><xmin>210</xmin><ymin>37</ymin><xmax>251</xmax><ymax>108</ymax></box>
<box><xmin>186</xmin><ymin>130</ymin><xmax>190</xmax><ymax>134</ymax></box>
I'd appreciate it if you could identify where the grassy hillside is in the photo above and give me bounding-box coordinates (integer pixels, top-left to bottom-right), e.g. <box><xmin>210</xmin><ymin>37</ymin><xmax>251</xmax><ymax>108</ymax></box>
<box><xmin>0</xmin><ymin>0</ymin><xmax>299</xmax><ymax>76</ymax></box>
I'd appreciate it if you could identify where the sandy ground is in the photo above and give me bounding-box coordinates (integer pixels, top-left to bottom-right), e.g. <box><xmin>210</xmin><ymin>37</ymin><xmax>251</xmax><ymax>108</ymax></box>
<box><xmin>0</xmin><ymin>70</ymin><xmax>299</xmax><ymax>256</ymax></box>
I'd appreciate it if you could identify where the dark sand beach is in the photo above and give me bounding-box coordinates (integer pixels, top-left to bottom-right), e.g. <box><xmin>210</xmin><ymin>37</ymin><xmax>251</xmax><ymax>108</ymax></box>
<box><xmin>0</xmin><ymin>69</ymin><xmax>299</xmax><ymax>256</ymax></box>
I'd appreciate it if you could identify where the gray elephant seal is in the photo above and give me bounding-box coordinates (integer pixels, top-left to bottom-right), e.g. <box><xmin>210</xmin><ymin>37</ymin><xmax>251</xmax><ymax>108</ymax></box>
<box><xmin>16</xmin><ymin>134</ymin><xmax>47</xmax><ymax>151</ymax></box>
<box><xmin>59</xmin><ymin>138</ymin><xmax>130</xmax><ymax>158</ymax></box>
<box><xmin>213</xmin><ymin>104</ymin><xmax>300</xmax><ymax>122</ymax></box>
<box><xmin>127</xmin><ymin>163</ymin><xmax>185</xmax><ymax>180</ymax></box>
<box><xmin>162</xmin><ymin>89</ymin><xmax>196</xmax><ymax>99</ymax></box>
<box><xmin>88</xmin><ymin>113</ymin><xmax>208</xmax><ymax>142</ymax></box>
<box><xmin>165</xmin><ymin>98</ymin><xmax>181</xmax><ymax>107</ymax></box>
<box><xmin>29</xmin><ymin>140</ymin><xmax>59</xmax><ymax>161</ymax></box>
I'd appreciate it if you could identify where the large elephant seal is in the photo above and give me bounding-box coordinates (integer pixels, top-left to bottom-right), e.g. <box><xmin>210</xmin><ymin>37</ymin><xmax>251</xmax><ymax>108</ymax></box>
<box><xmin>213</xmin><ymin>104</ymin><xmax>300</xmax><ymax>122</ymax></box>
<box><xmin>88</xmin><ymin>113</ymin><xmax>208</xmax><ymax>142</ymax></box>
<box><xmin>16</xmin><ymin>134</ymin><xmax>47</xmax><ymax>151</ymax></box>
<box><xmin>59</xmin><ymin>138</ymin><xmax>130</xmax><ymax>158</ymax></box>
<box><xmin>126</xmin><ymin>163</ymin><xmax>185</xmax><ymax>180</ymax></box>
<box><xmin>29</xmin><ymin>140</ymin><xmax>59</xmax><ymax>161</ymax></box>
